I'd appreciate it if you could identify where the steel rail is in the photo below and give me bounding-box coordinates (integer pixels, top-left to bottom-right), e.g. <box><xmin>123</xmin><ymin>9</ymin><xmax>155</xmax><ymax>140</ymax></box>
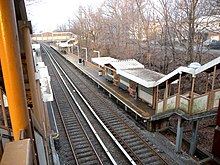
<box><xmin>43</xmin><ymin>45</ymin><xmax>116</xmax><ymax>165</ymax></box>
<box><xmin>47</xmin><ymin>45</ymin><xmax>169</xmax><ymax>164</ymax></box>
<box><xmin>52</xmin><ymin>73</ymin><xmax>103</xmax><ymax>164</ymax></box>
<box><xmin>42</xmin><ymin>44</ymin><xmax>137</xmax><ymax>165</ymax></box>
<box><xmin>52</xmin><ymin>89</ymin><xmax>79</xmax><ymax>164</ymax></box>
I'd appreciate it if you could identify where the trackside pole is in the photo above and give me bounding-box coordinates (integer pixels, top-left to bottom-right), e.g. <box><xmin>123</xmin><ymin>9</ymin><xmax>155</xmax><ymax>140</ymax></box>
<box><xmin>189</xmin><ymin>120</ymin><xmax>199</xmax><ymax>155</ymax></box>
<box><xmin>0</xmin><ymin>0</ymin><xmax>29</xmax><ymax>140</ymax></box>
<box><xmin>175</xmin><ymin>116</ymin><xmax>184</xmax><ymax>153</ymax></box>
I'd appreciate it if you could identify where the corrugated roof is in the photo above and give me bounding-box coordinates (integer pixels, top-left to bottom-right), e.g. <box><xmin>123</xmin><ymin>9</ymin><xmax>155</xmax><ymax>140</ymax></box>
<box><xmin>110</xmin><ymin>59</ymin><xmax>144</xmax><ymax>73</ymax></box>
<box><xmin>91</xmin><ymin>57</ymin><xmax>117</xmax><ymax>67</ymax></box>
<box><xmin>119</xmin><ymin>68</ymin><xmax>165</xmax><ymax>88</ymax></box>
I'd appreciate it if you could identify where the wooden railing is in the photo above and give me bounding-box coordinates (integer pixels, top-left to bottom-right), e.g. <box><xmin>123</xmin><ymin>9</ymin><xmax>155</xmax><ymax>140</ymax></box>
<box><xmin>67</xmin><ymin>51</ymin><xmax>103</xmax><ymax>73</ymax></box>
<box><xmin>191</xmin><ymin>93</ymin><xmax>209</xmax><ymax>114</ymax></box>
<box><xmin>156</xmin><ymin>89</ymin><xmax>220</xmax><ymax>115</ymax></box>
<box><xmin>86</xmin><ymin>61</ymin><xmax>101</xmax><ymax>72</ymax></box>
<box><xmin>179</xmin><ymin>95</ymin><xmax>190</xmax><ymax>113</ymax></box>
<box><xmin>213</xmin><ymin>89</ymin><xmax>220</xmax><ymax>108</ymax></box>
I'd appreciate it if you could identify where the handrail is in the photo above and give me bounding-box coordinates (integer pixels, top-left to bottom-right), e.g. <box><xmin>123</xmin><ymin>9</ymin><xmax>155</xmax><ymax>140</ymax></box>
<box><xmin>192</xmin><ymin>92</ymin><xmax>209</xmax><ymax>100</ymax></box>
<box><xmin>179</xmin><ymin>94</ymin><xmax>191</xmax><ymax>101</ymax></box>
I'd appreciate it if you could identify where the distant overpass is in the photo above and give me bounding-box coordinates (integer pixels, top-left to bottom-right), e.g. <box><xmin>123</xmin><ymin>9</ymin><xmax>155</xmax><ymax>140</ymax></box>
<box><xmin>31</xmin><ymin>31</ymin><xmax>76</xmax><ymax>42</ymax></box>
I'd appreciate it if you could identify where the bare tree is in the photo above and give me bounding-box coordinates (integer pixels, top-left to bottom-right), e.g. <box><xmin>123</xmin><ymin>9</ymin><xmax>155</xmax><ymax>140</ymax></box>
<box><xmin>25</xmin><ymin>0</ymin><xmax>41</xmax><ymax>6</ymax></box>
<box><xmin>71</xmin><ymin>0</ymin><xmax>218</xmax><ymax>72</ymax></box>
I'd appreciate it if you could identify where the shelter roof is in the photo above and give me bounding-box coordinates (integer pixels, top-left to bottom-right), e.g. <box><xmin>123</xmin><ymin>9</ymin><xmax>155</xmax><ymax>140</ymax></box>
<box><xmin>110</xmin><ymin>59</ymin><xmax>144</xmax><ymax>73</ymax></box>
<box><xmin>119</xmin><ymin>68</ymin><xmax>164</xmax><ymax>88</ymax></box>
<box><xmin>91</xmin><ymin>57</ymin><xmax>117</xmax><ymax>67</ymax></box>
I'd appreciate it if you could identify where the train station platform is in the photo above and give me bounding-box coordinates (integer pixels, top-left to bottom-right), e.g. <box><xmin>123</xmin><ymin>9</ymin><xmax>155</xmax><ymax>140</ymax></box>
<box><xmin>64</xmin><ymin>54</ymin><xmax>154</xmax><ymax>118</ymax></box>
<box><xmin>51</xmin><ymin>46</ymin><xmax>218</xmax><ymax>132</ymax></box>
<box><xmin>49</xmin><ymin>47</ymin><xmax>170</xmax><ymax>131</ymax></box>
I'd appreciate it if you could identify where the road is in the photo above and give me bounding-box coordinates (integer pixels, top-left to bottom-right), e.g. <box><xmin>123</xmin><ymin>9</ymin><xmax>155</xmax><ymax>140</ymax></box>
<box><xmin>174</xmin><ymin>45</ymin><xmax>220</xmax><ymax>55</ymax></box>
<box><xmin>201</xmin><ymin>47</ymin><xmax>220</xmax><ymax>55</ymax></box>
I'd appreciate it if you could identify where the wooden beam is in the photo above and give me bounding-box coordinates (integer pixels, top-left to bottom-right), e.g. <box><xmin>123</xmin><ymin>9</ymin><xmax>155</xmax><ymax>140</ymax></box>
<box><xmin>205</xmin><ymin>73</ymin><xmax>209</xmax><ymax>93</ymax></box>
<box><xmin>189</xmin><ymin>76</ymin><xmax>196</xmax><ymax>114</ymax></box>
<box><xmin>178</xmin><ymin>74</ymin><xmax>182</xmax><ymax>95</ymax></box>
<box><xmin>176</xmin><ymin>74</ymin><xmax>182</xmax><ymax>108</ymax></box>
<box><xmin>164</xmin><ymin>80</ymin><xmax>169</xmax><ymax>99</ymax></box>
<box><xmin>129</xmin><ymin>80</ymin><xmax>133</xmax><ymax>89</ymax></box>
<box><xmin>212</xmin><ymin>65</ymin><xmax>217</xmax><ymax>91</ymax></box>
<box><xmin>190</xmin><ymin>76</ymin><xmax>195</xmax><ymax>99</ymax></box>
<box><xmin>155</xmin><ymin>86</ymin><xmax>159</xmax><ymax>111</ymax></box>
<box><xmin>152</xmin><ymin>87</ymin><xmax>157</xmax><ymax>110</ymax></box>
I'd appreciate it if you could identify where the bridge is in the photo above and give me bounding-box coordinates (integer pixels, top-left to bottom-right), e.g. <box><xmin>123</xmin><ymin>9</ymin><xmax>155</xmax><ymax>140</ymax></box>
<box><xmin>31</xmin><ymin>31</ymin><xmax>76</xmax><ymax>42</ymax></box>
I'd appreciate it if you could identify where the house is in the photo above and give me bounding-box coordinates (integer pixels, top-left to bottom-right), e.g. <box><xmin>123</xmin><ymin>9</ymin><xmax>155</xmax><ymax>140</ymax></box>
<box><xmin>196</xmin><ymin>15</ymin><xmax>220</xmax><ymax>40</ymax></box>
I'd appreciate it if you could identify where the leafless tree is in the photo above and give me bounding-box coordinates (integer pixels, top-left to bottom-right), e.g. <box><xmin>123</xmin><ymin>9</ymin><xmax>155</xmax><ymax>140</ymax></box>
<box><xmin>25</xmin><ymin>0</ymin><xmax>41</xmax><ymax>6</ymax></box>
<box><xmin>71</xmin><ymin>0</ymin><xmax>219</xmax><ymax>72</ymax></box>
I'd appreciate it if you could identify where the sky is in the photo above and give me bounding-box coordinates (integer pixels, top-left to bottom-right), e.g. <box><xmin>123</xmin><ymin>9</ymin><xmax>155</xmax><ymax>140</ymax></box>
<box><xmin>26</xmin><ymin>0</ymin><xmax>104</xmax><ymax>33</ymax></box>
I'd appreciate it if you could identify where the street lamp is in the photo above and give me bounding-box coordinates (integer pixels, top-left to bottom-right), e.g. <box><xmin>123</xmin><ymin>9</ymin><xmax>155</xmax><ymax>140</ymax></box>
<box><xmin>93</xmin><ymin>50</ymin><xmax>100</xmax><ymax>58</ymax></box>
<box><xmin>75</xmin><ymin>45</ymin><xmax>80</xmax><ymax>57</ymax></box>
<box><xmin>82</xmin><ymin>47</ymin><xmax>87</xmax><ymax>61</ymax></box>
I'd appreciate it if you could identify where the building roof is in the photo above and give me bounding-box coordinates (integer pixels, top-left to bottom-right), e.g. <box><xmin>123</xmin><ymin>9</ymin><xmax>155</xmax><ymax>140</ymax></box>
<box><xmin>94</xmin><ymin>56</ymin><xmax>220</xmax><ymax>88</ymax></box>
<box><xmin>110</xmin><ymin>59</ymin><xmax>144</xmax><ymax>73</ymax></box>
<box><xmin>119</xmin><ymin>68</ymin><xmax>164</xmax><ymax>88</ymax></box>
<box><xmin>155</xmin><ymin>66</ymin><xmax>193</xmax><ymax>87</ymax></box>
<box><xmin>91</xmin><ymin>57</ymin><xmax>117</xmax><ymax>67</ymax></box>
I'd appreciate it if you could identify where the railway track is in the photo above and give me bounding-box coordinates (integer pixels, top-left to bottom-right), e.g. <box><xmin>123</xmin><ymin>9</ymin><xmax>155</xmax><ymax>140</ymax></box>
<box><xmin>42</xmin><ymin>44</ymin><xmax>169</xmax><ymax>164</ymax></box>
<box><xmin>43</xmin><ymin>48</ymin><xmax>105</xmax><ymax>165</ymax></box>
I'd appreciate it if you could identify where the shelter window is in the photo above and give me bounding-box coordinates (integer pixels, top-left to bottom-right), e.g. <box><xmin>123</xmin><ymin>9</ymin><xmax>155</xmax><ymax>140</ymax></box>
<box><xmin>140</xmin><ymin>86</ymin><xmax>153</xmax><ymax>95</ymax></box>
<box><xmin>120</xmin><ymin>76</ymin><xmax>129</xmax><ymax>83</ymax></box>
<box><xmin>107</xmin><ymin>68</ymin><xmax>114</xmax><ymax>75</ymax></box>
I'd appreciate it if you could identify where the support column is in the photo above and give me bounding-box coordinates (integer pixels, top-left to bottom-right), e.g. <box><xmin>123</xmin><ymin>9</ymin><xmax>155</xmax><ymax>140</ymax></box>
<box><xmin>0</xmin><ymin>0</ymin><xmax>29</xmax><ymax>140</ymax></box>
<box><xmin>190</xmin><ymin>76</ymin><xmax>195</xmax><ymax>99</ymax></box>
<box><xmin>176</xmin><ymin>73</ymin><xmax>182</xmax><ymax>108</ymax></box>
<box><xmin>205</xmin><ymin>73</ymin><xmax>209</xmax><ymax>93</ymax></box>
<box><xmin>163</xmin><ymin>80</ymin><xmax>169</xmax><ymax>112</ymax></box>
<box><xmin>175</xmin><ymin>116</ymin><xmax>184</xmax><ymax>153</ymax></box>
<box><xmin>212</xmin><ymin>65</ymin><xmax>216</xmax><ymax>91</ymax></box>
<box><xmin>164</xmin><ymin>80</ymin><xmax>169</xmax><ymax>99</ymax></box>
<box><xmin>189</xmin><ymin>76</ymin><xmax>196</xmax><ymax>114</ymax></box>
<box><xmin>19</xmin><ymin>21</ymin><xmax>43</xmax><ymax>126</ymax></box>
<box><xmin>189</xmin><ymin>120</ymin><xmax>199</xmax><ymax>155</ymax></box>
<box><xmin>152</xmin><ymin>86</ymin><xmax>158</xmax><ymax>110</ymax></box>
<box><xmin>209</xmin><ymin>66</ymin><xmax>217</xmax><ymax>109</ymax></box>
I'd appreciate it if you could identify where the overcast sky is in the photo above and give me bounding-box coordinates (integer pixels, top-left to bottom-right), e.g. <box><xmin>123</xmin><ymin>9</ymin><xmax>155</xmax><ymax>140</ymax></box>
<box><xmin>26</xmin><ymin>0</ymin><xmax>104</xmax><ymax>33</ymax></box>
